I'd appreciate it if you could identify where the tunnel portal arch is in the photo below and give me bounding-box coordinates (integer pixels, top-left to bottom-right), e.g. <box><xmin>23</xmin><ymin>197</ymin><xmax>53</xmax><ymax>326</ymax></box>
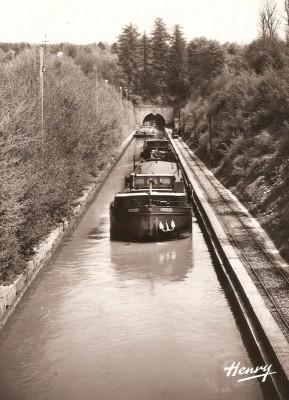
<box><xmin>134</xmin><ymin>105</ymin><xmax>174</xmax><ymax>127</ymax></box>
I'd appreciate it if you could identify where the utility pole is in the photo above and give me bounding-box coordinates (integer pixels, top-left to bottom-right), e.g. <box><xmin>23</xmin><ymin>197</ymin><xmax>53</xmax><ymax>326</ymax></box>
<box><xmin>39</xmin><ymin>35</ymin><xmax>48</xmax><ymax>151</ymax></box>
<box><xmin>39</xmin><ymin>46</ymin><xmax>44</xmax><ymax>151</ymax></box>
<box><xmin>208</xmin><ymin>113</ymin><xmax>213</xmax><ymax>168</ymax></box>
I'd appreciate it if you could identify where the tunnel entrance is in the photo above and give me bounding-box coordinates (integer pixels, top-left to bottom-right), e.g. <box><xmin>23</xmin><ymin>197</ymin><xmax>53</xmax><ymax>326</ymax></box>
<box><xmin>143</xmin><ymin>113</ymin><xmax>166</xmax><ymax>129</ymax></box>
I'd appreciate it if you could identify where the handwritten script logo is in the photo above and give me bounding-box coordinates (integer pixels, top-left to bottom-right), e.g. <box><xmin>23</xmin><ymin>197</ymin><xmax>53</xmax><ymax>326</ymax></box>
<box><xmin>224</xmin><ymin>361</ymin><xmax>277</xmax><ymax>383</ymax></box>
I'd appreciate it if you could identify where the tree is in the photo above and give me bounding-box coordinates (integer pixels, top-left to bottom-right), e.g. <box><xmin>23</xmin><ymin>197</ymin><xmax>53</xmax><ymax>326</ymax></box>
<box><xmin>244</xmin><ymin>37</ymin><xmax>287</xmax><ymax>74</ymax></box>
<box><xmin>98</xmin><ymin>42</ymin><xmax>106</xmax><ymax>50</ymax></box>
<box><xmin>187</xmin><ymin>37</ymin><xmax>225</xmax><ymax>96</ymax></box>
<box><xmin>259</xmin><ymin>0</ymin><xmax>280</xmax><ymax>39</ymax></box>
<box><xmin>244</xmin><ymin>1</ymin><xmax>286</xmax><ymax>74</ymax></box>
<box><xmin>141</xmin><ymin>32</ymin><xmax>150</xmax><ymax>78</ymax></box>
<box><xmin>150</xmin><ymin>18</ymin><xmax>170</xmax><ymax>97</ymax></box>
<box><xmin>139</xmin><ymin>32</ymin><xmax>155</xmax><ymax>99</ymax></box>
<box><xmin>168</xmin><ymin>24</ymin><xmax>187</xmax><ymax>101</ymax></box>
<box><xmin>222</xmin><ymin>42</ymin><xmax>247</xmax><ymax>74</ymax></box>
<box><xmin>283</xmin><ymin>0</ymin><xmax>289</xmax><ymax>42</ymax></box>
<box><xmin>117</xmin><ymin>23</ymin><xmax>141</xmax><ymax>93</ymax></box>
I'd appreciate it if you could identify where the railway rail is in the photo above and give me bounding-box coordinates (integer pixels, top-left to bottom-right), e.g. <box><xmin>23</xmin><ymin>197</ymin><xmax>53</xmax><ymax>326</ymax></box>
<box><xmin>174</xmin><ymin>138</ymin><xmax>289</xmax><ymax>342</ymax></box>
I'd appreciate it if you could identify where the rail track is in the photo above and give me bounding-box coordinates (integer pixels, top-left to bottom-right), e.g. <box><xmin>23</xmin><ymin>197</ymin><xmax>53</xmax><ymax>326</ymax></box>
<box><xmin>175</xmin><ymin>139</ymin><xmax>289</xmax><ymax>342</ymax></box>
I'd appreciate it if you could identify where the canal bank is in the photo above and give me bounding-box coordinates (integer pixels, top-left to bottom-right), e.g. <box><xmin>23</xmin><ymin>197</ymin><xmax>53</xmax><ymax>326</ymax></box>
<box><xmin>0</xmin><ymin>131</ymin><xmax>135</xmax><ymax>329</ymax></box>
<box><xmin>171</xmin><ymin>136</ymin><xmax>289</xmax><ymax>399</ymax></box>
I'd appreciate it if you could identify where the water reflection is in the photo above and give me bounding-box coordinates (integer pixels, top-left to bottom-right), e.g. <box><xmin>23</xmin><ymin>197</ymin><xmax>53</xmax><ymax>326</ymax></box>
<box><xmin>109</xmin><ymin>239</ymin><xmax>192</xmax><ymax>283</ymax></box>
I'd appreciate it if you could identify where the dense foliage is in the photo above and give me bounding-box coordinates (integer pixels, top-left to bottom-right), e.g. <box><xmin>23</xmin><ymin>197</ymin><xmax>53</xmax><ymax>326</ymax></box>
<box><xmin>168</xmin><ymin>25</ymin><xmax>187</xmax><ymax>100</ymax></box>
<box><xmin>0</xmin><ymin>46</ymin><xmax>134</xmax><ymax>283</ymax></box>
<box><xmin>116</xmin><ymin>19</ymin><xmax>187</xmax><ymax>104</ymax></box>
<box><xmin>181</xmin><ymin>33</ymin><xmax>289</xmax><ymax>260</ymax></box>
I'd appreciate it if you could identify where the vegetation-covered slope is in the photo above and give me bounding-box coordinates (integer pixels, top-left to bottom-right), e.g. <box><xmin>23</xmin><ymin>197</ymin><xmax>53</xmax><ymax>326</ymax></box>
<box><xmin>181</xmin><ymin>42</ymin><xmax>289</xmax><ymax>261</ymax></box>
<box><xmin>0</xmin><ymin>46</ymin><xmax>134</xmax><ymax>283</ymax></box>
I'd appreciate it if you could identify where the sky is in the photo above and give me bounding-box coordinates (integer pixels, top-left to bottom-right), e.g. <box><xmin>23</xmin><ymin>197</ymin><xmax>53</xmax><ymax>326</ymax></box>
<box><xmin>0</xmin><ymin>0</ymin><xmax>287</xmax><ymax>45</ymax></box>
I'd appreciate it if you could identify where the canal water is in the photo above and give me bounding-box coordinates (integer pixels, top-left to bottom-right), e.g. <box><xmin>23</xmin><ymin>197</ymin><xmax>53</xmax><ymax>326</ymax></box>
<box><xmin>0</xmin><ymin>138</ymin><xmax>273</xmax><ymax>400</ymax></box>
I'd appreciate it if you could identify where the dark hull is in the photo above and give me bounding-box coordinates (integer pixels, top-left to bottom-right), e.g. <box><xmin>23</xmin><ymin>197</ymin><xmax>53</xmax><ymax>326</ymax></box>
<box><xmin>110</xmin><ymin>206</ymin><xmax>192</xmax><ymax>242</ymax></box>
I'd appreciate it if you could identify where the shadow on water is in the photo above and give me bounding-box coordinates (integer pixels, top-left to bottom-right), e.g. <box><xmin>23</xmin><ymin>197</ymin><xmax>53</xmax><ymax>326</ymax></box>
<box><xmin>88</xmin><ymin>218</ymin><xmax>109</xmax><ymax>241</ymax></box>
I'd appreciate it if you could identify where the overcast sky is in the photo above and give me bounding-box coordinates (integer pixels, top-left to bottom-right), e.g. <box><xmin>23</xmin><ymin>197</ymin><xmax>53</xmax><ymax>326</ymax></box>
<box><xmin>1</xmin><ymin>0</ymin><xmax>286</xmax><ymax>45</ymax></box>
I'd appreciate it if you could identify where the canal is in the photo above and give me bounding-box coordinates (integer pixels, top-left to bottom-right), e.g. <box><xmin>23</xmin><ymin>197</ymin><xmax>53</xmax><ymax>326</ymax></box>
<box><xmin>0</xmin><ymin>138</ymin><xmax>274</xmax><ymax>399</ymax></box>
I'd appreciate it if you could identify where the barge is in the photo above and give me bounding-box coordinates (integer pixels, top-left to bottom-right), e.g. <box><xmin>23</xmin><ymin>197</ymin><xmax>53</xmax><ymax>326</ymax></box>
<box><xmin>110</xmin><ymin>159</ymin><xmax>192</xmax><ymax>241</ymax></box>
<box><xmin>141</xmin><ymin>138</ymin><xmax>176</xmax><ymax>162</ymax></box>
<box><xmin>134</xmin><ymin>125</ymin><xmax>156</xmax><ymax>138</ymax></box>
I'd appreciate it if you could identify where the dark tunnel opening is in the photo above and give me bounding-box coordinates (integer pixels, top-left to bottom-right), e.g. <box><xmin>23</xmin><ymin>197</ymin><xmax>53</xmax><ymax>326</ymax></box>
<box><xmin>143</xmin><ymin>113</ymin><xmax>166</xmax><ymax>129</ymax></box>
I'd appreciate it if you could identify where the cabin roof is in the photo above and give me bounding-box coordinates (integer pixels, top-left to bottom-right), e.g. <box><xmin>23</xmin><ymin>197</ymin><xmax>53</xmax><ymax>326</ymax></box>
<box><xmin>114</xmin><ymin>192</ymin><xmax>186</xmax><ymax>198</ymax></box>
<box><xmin>131</xmin><ymin>173</ymin><xmax>174</xmax><ymax>177</ymax></box>
<box><xmin>145</xmin><ymin>139</ymin><xmax>169</xmax><ymax>144</ymax></box>
<box><xmin>136</xmin><ymin>160</ymin><xmax>180</xmax><ymax>176</ymax></box>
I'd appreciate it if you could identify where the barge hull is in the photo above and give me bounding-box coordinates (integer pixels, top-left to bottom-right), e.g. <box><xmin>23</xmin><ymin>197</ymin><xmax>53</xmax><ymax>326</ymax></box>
<box><xmin>110</xmin><ymin>208</ymin><xmax>192</xmax><ymax>241</ymax></box>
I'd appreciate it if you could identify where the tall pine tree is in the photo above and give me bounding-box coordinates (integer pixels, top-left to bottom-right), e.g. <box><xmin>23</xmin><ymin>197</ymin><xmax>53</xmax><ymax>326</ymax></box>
<box><xmin>139</xmin><ymin>32</ymin><xmax>154</xmax><ymax>99</ymax></box>
<box><xmin>141</xmin><ymin>32</ymin><xmax>150</xmax><ymax>77</ymax></box>
<box><xmin>168</xmin><ymin>24</ymin><xmax>187</xmax><ymax>101</ymax></box>
<box><xmin>117</xmin><ymin>24</ymin><xmax>141</xmax><ymax>93</ymax></box>
<box><xmin>150</xmin><ymin>18</ymin><xmax>170</xmax><ymax>99</ymax></box>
